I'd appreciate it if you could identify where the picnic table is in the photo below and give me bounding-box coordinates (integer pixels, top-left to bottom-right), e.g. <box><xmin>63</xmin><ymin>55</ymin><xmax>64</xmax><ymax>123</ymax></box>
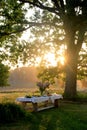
<box><xmin>16</xmin><ymin>94</ymin><xmax>63</xmax><ymax>112</ymax></box>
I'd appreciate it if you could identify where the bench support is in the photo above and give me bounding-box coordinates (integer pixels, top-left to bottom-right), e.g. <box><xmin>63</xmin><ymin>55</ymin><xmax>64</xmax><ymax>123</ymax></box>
<box><xmin>20</xmin><ymin>99</ymin><xmax>59</xmax><ymax>112</ymax></box>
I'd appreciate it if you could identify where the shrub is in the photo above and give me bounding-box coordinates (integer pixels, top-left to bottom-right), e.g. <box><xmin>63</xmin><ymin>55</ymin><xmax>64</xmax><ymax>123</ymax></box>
<box><xmin>0</xmin><ymin>102</ymin><xmax>26</xmax><ymax>123</ymax></box>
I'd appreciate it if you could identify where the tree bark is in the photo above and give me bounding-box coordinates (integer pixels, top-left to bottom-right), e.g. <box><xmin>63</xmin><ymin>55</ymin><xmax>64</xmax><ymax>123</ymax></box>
<box><xmin>63</xmin><ymin>26</ymin><xmax>85</xmax><ymax>99</ymax></box>
<box><xmin>64</xmin><ymin>49</ymin><xmax>78</xmax><ymax>99</ymax></box>
<box><xmin>63</xmin><ymin>27</ymin><xmax>78</xmax><ymax>99</ymax></box>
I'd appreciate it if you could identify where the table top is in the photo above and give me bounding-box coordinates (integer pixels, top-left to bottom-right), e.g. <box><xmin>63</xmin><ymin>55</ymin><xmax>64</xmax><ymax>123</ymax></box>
<box><xmin>16</xmin><ymin>94</ymin><xmax>63</xmax><ymax>103</ymax></box>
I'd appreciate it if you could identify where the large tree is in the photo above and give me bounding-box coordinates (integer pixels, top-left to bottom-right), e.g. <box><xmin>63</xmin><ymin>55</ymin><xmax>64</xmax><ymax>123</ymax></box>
<box><xmin>16</xmin><ymin>0</ymin><xmax>87</xmax><ymax>99</ymax></box>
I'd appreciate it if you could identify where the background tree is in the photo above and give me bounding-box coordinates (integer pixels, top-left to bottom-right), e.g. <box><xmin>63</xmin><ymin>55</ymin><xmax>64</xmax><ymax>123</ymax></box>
<box><xmin>37</xmin><ymin>66</ymin><xmax>59</xmax><ymax>84</ymax></box>
<box><xmin>37</xmin><ymin>66</ymin><xmax>65</xmax><ymax>84</ymax></box>
<box><xmin>0</xmin><ymin>63</ymin><xmax>10</xmax><ymax>86</ymax></box>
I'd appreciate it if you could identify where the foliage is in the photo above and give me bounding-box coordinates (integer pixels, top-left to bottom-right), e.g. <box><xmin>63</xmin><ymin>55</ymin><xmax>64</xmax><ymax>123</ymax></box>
<box><xmin>37</xmin><ymin>66</ymin><xmax>65</xmax><ymax>85</ymax></box>
<box><xmin>0</xmin><ymin>63</ymin><xmax>10</xmax><ymax>87</ymax></box>
<box><xmin>0</xmin><ymin>0</ymin><xmax>27</xmax><ymax>39</ymax></box>
<box><xmin>0</xmin><ymin>102</ymin><xmax>26</xmax><ymax>123</ymax></box>
<box><xmin>0</xmin><ymin>0</ymin><xmax>28</xmax><ymax>67</ymax></box>
<box><xmin>77</xmin><ymin>43</ymin><xmax>87</xmax><ymax>79</ymax></box>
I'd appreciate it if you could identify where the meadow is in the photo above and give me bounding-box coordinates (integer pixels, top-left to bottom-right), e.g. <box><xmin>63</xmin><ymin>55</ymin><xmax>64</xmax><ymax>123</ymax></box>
<box><xmin>0</xmin><ymin>87</ymin><xmax>87</xmax><ymax>130</ymax></box>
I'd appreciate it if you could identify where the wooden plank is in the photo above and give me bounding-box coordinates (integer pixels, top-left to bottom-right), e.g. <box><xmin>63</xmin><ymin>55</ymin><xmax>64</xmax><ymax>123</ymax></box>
<box><xmin>38</xmin><ymin>105</ymin><xmax>54</xmax><ymax>111</ymax></box>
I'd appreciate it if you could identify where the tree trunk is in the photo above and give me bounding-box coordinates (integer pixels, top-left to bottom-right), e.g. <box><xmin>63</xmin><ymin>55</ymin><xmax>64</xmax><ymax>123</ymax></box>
<box><xmin>63</xmin><ymin>26</ymin><xmax>85</xmax><ymax>99</ymax></box>
<box><xmin>64</xmin><ymin>44</ymin><xmax>78</xmax><ymax>100</ymax></box>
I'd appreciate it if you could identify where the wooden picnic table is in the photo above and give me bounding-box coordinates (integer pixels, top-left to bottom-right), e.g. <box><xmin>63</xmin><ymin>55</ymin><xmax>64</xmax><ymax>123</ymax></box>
<box><xmin>16</xmin><ymin>94</ymin><xmax>63</xmax><ymax>112</ymax></box>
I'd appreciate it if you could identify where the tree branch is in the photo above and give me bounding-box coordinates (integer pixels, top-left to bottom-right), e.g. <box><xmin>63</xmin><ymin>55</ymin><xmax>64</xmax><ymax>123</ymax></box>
<box><xmin>0</xmin><ymin>26</ymin><xmax>31</xmax><ymax>37</ymax></box>
<box><xmin>0</xmin><ymin>20</ymin><xmax>61</xmax><ymax>37</ymax></box>
<box><xmin>18</xmin><ymin>0</ymin><xmax>59</xmax><ymax>15</ymax></box>
<box><xmin>52</xmin><ymin>0</ymin><xmax>65</xmax><ymax>19</ymax></box>
<box><xmin>52</xmin><ymin>0</ymin><xmax>60</xmax><ymax>8</ymax></box>
<box><xmin>60</xmin><ymin>0</ymin><xmax>65</xmax><ymax>11</ymax></box>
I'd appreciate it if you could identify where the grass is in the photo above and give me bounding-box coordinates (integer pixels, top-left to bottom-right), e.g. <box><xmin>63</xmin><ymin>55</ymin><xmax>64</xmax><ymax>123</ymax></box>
<box><xmin>0</xmin><ymin>89</ymin><xmax>87</xmax><ymax>130</ymax></box>
<box><xmin>0</xmin><ymin>102</ymin><xmax>87</xmax><ymax>130</ymax></box>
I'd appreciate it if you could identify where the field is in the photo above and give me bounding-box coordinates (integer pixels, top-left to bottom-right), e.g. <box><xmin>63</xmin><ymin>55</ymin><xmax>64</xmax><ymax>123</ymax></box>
<box><xmin>0</xmin><ymin>86</ymin><xmax>64</xmax><ymax>103</ymax></box>
<box><xmin>0</xmin><ymin>87</ymin><xmax>87</xmax><ymax>130</ymax></box>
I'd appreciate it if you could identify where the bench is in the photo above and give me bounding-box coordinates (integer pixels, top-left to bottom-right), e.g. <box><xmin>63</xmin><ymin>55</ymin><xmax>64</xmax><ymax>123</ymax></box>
<box><xmin>16</xmin><ymin>94</ymin><xmax>63</xmax><ymax>112</ymax></box>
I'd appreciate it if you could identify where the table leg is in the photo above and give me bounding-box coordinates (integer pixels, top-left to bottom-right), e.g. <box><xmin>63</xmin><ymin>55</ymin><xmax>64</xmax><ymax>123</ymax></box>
<box><xmin>32</xmin><ymin>103</ymin><xmax>38</xmax><ymax>112</ymax></box>
<box><xmin>54</xmin><ymin>99</ymin><xmax>59</xmax><ymax>107</ymax></box>
<box><xmin>44</xmin><ymin>100</ymin><xmax>48</xmax><ymax>107</ymax></box>
<box><xmin>22</xmin><ymin>102</ymin><xmax>26</xmax><ymax>108</ymax></box>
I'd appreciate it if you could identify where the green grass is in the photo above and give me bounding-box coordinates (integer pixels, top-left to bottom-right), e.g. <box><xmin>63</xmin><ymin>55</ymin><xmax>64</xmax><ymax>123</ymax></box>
<box><xmin>0</xmin><ymin>90</ymin><xmax>87</xmax><ymax>130</ymax></box>
<box><xmin>0</xmin><ymin>102</ymin><xmax>87</xmax><ymax>130</ymax></box>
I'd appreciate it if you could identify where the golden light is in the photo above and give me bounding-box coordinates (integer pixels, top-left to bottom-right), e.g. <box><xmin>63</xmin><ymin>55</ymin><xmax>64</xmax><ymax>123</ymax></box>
<box><xmin>44</xmin><ymin>52</ymin><xmax>57</xmax><ymax>67</ymax></box>
<box><xmin>34</xmin><ymin>52</ymin><xmax>65</xmax><ymax>67</ymax></box>
<box><xmin>35</xmin><ymin>57</ymin><xmax>41</xmax><ymax>66</ymax></box>
<box><xmin>39</xmin><ymin>36</ymin><xmax>44</xmax><ymax>42</ymax></box>
<box><xmin>44</xmin><ymin>52</ymin><xmax>65</xmax><ymax>67</ymax></box>
<box><xmin>58</xmin><ymin>56</ymin><xmax>65</xmax><ymax>65</ymax></box>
